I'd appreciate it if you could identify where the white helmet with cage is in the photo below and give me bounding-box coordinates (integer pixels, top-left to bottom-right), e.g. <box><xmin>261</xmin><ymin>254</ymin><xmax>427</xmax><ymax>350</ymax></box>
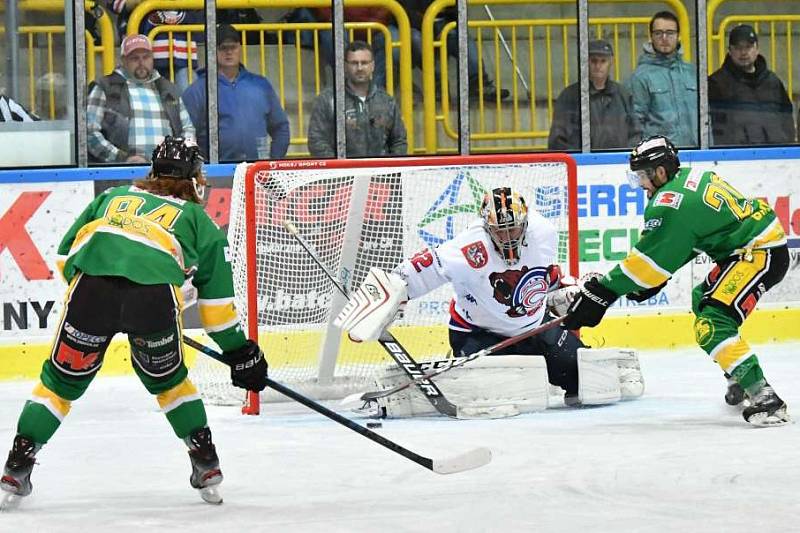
<box><xmin>480</xmin><ymin>187</ymin><xmax>529</xmax><ymax>265</ymax></box>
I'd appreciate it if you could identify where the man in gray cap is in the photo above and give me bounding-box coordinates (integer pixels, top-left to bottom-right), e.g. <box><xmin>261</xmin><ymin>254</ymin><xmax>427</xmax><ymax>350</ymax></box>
<box><xmin>708</xmin><ymin>24</ymin><xmax>795</xmax><ymax>145</ymax></box>
<box><xmin>548</xmin><ymin>39</ymin><xmax>640</xmax><ymax>150</ymax></box>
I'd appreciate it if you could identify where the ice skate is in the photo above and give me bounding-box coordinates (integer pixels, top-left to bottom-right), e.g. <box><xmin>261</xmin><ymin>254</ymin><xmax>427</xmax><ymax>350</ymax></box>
<box><xmin>724</xmin><ymin>373</ymin><xmax>745</xmax><ymax>407</ymax></box>
<box><xmin>742</xmin><ymin>384</ymin><xmax>790</xmax><ymax>427</ymax></box>
<box><xmin>0</xmin><ymin>435</ymin><xmax>39</xmax><ymax>511</ymax></box>
<box><xmin>185</xmin><ymin>427</ymin><xmax>223</xmax><ymax>504</ymax></box>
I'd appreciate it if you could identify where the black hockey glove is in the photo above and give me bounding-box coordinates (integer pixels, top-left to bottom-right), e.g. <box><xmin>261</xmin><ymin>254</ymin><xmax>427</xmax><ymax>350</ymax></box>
<box><xmin>225</xmin><ymin>340</ymin><xmax>268</xmax><ymax>392</ymax></box>
<box><xmin>626</xmin><ymin>281</ymin><xmax>668</xmax><ymax>303</ymax></box>
<box><xmin>563</xmin><ymin>278</ymin><xmax>618</xmax><ymax>330</ymax></box>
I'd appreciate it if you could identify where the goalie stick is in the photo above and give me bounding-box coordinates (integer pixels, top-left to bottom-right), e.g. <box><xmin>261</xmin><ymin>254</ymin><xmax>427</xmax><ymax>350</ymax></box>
<box><xmin>181</xmin><ymin>335</ymin><xmax>491</xmax><ymax>475</ymax></box>
<box><xmin>283</xmin><ymin>220</ymin><xmax>505</xmax><ymax>420</ymax></box>
<box><xmin>345</xmin><ymin>316</ymin><xmax>566</xmax><ymax>405</ymax></box>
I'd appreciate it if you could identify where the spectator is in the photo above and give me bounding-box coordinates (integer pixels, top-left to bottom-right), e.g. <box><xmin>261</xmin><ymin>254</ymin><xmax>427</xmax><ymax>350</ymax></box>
<box><xmin>307</xmin><ymin>41</ymin><xmax>407</xmax><ymax>158</ymax></box>
<box><xmin>548</xmin><ymin>39</ymin><xmax>640</xmax><ymax>150</ymax></box>
<box><xmin>0</xmin><ymin>93</ymin><xmax>39</xmax><ymax>122</ymax></box>
<box><xmin>709</xmin><ymin>24</ymin><xmax>796</xmax><ymax>146</ymax></box>
<box><xmin>285</xmin><ymin>7</ymin><xmax>400</xmax><ymax>91</ymax></box>
<box><xmin>628</xmin><ymin>11</ymin><xmax>697</xmax><ymax>146</ymax></box>
<box><xmin>106</xmin><ymin>0</ymin><xmax>203</xmax><ymax>92</ymax></box>
<box><xmin>87</xmin><ymin>34</ymin><xmax>194</xmax><ymax>163</ymax></box>
<box><xmin>182</xmin><ymin>24</ymin><xmax>290</xmax><ymax>161</ymax></box>
<box><xmin>402</xmin><ymin>0</ymin><xmax>509</xmax><ymax>101</ymax></box>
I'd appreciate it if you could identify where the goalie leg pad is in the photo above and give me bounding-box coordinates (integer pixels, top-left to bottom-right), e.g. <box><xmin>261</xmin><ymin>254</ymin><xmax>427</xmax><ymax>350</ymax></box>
<box><xmin>617</xmin><ymin>349</ymin><xmax>645</xmax><ymax>399</ymax></box>
<box><xmin>375</xmin><ymin>355</ymin><xmax>549</xmax><ymax>418</ymax></box>
<box><xmin>577</xmin><ymin>348</ymin><xmax>622</xmax><ymax>405</ymax></box>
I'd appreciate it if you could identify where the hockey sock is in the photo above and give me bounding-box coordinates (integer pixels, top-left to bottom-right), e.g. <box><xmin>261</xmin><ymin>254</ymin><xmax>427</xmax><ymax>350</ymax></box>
<box><xmin>156</xmin><ymin>378</ymin><xmax>208</xmax><ymax>439</ymax></box>
<box><xmin>15</xmin><ymin>383</ymin><xmax>72</xmax><ymax>444</ymax></box>
<box><xmin>730</xmin><ymin>355</ymin><xmax>766</xmax><ymax>395</ymax></box>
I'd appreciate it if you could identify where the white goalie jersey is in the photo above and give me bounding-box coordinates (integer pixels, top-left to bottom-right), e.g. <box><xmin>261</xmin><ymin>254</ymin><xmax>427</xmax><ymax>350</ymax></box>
<box><xmin>394</xmin><ymin>213</ymin><xmax>559</xmax><ymax>338</ymax></box>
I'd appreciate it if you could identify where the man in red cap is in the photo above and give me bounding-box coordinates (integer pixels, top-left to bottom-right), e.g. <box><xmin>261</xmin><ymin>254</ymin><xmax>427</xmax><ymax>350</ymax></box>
<box><xmin>86</xmin><ymin>34</ymin><xmax>195</xmax><ymax>164</ymax></box>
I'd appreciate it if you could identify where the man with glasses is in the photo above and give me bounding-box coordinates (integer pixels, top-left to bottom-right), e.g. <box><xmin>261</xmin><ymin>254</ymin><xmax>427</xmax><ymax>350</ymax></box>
<box><xmin>708</xmin><ymin>24</ymin><xmax>796</xmax><ymax>146</ymax></box>
<box><xmin>307</xmin><ymin>40</ymin><xmax>407</xmax><ymax>158</ymax></box>
<box><xmin>182</xmin><ymin>24</ymin><xmax>290</xmax><ymax>161</ymax></box>
<box><xmin>628</xmin><ymin>11</ymin><xmax>697</xmax><ymax>146</ymax></box>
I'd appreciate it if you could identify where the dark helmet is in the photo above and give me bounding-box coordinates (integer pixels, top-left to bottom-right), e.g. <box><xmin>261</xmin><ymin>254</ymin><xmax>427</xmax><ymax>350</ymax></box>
<box><xmin>629</xmin><ymin>135</ymin><xmax>680</xmax><ymax>178</ymax></box>
<box><xmin>151</xmin><ymin>136</ymin><xmax>203</xmax><ymax>179</ymax></box>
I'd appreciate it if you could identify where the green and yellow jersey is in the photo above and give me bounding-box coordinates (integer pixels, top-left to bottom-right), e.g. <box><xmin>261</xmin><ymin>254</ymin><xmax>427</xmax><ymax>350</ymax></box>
<box><xmin>603</xmin><ymin>167</ymin><xmax>787</xmax><ymax>296</ymax></box>
<box><xmin>57</xmin><ymin>184</ymin><xmax>246</xmax><ymax>352</ymax></box>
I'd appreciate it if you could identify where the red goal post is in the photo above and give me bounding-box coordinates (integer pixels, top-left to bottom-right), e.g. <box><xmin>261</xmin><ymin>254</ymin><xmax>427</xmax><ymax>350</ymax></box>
<box><xmin>192</xmin><ymin>153</ymin><xmax>579</xmax><ymax>411</ymax></box>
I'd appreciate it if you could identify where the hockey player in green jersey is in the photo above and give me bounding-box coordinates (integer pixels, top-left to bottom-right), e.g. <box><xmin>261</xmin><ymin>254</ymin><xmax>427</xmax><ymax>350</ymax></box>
<box><xmin>564</xmin><ymin>135</ymin><xmax>789</xmax><ymax>427</ymax></box>
<box><xmin>0</xmin><ymin>137</ymin><xmax>268</xmax><ymax>507</ymax></box>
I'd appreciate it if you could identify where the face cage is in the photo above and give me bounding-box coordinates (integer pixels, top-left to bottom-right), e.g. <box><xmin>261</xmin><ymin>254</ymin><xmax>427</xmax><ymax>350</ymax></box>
<box><xmin>487</xmin><ymin>223</ymin><xmax>527</xmax><ymax>265</ymax></box>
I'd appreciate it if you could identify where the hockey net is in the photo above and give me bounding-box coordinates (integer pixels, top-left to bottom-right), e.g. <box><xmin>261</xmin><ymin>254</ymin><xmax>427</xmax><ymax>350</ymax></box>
<box><xmin>190</xmin><ymin>154</ymin><xmax>578</xmax><ymax>405</ymax></box>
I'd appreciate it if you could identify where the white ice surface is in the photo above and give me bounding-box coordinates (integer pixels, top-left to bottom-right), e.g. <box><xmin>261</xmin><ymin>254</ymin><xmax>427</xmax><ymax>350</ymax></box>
<box><xmin>1</xmin><ymin>343</ymin><xmax>799</xmax><ymax>533</ymax></box>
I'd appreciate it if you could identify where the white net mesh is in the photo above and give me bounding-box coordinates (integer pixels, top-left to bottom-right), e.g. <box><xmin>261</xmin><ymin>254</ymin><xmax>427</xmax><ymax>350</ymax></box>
<box><xmin>190</xmin><ymin>156</ymin><xmax>576</xmax><ymax>404</ymax></box>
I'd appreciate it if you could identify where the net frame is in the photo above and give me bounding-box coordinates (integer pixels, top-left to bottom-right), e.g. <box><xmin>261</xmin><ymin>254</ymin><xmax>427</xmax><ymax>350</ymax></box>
<box><xmin>200</xmin><ymin>154</ymin><xmax>578</xmax><ymax>408</ymax></box>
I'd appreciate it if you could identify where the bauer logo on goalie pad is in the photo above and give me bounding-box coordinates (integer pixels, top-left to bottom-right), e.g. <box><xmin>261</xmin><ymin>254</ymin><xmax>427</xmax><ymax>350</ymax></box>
<box><xmin>461</xmin><ymin>241</ymin><xmax>489</xmax><ymax>269</ymax></box>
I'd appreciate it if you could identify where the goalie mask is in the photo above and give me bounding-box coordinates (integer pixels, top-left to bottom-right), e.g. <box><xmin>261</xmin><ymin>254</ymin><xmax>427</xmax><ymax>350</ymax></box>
<box><xmin>480</xmin><ymin>187</ymin><xmax>528</xmax><ymax>266</ymax></box>
<box><xmin>151</xmin><ymin>136</ymin><xmax>205</xmax><ymax>197</ymax></box>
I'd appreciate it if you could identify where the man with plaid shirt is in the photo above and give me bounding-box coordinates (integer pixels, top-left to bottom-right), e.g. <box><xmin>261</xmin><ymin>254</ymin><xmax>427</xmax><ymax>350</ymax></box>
<box><xmin>87</xmin><ymin>34</ymin><xmax>194</xmax><ymax>163</ymax></box>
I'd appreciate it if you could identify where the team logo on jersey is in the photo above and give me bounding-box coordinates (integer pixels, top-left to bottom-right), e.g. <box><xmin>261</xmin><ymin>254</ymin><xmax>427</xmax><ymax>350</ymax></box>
<box><xmin>683</xmin><ymin>168</ymin><xmax>703</xmax><ymax>191</ymax></box>
<box><xmin>694</xmin><ymin>317</ymin><xmax>715</xmax><ymax>347</ymax></box>
<box><xmin>653</xmin><ymin>191</ymin><xmax>683</xmax><ymax>209</ymax></box>
<box><xmin>461</xmin><ymin>241</ymin><xmax>488</xmax><ymax>269</ymax></box>
<box><xmin>489</xmin><ymin>266</ymin><xmax>548</xmax><ymax>318</ymax></box>
<box><xmin>643</xmin><ymin>218</ymin><xmax>662</xmax><ymax>231</ymax></box>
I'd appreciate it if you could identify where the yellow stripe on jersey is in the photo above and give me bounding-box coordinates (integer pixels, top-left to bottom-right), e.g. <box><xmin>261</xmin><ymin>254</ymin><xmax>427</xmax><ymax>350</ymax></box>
<box><xmin>710</xmin><ymin>336</ymin><xmax>753</xmax><ymax>373</ymax></box>
<box><xmin>68</xmin><ymin>216</ymin><xmax>184</xmax><ymax>269</ymax></box>
<box><xmin>740</xmin><ymin>218</ymin><xmax>787</xmax><ymax>251</ymax></box>
<box><xmin>198</xmin><ymin>297</ymin><xmax>240</xmax><ymax>333</ymax></box>
<box><xmin>30</xmin><ymin>382</ymin><xmax>72</xmax><ymax>421</ymax></box>
<box><xmin>157</xmin><ymin>378</ymin><xmax>201</xmax><ymax>413</ymax></box>
<box><xmin>619</xmin><ymin>248</ymin><xmax>671</xmax><ymax>289</ymax></box>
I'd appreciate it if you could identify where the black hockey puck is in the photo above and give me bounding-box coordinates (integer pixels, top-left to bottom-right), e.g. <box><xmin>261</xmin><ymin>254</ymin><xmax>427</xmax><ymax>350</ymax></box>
<box><xmin>366</xmin><ymin>422</ymin><xmax>383</xmax><ymax>429</ymax></box>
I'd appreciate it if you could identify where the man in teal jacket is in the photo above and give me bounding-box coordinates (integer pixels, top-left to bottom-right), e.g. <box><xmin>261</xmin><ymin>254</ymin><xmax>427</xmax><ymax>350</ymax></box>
<box><xmin>628</xmin><ymin>11</ymin><xmax>698</xmax><ymax>146</ymax></box>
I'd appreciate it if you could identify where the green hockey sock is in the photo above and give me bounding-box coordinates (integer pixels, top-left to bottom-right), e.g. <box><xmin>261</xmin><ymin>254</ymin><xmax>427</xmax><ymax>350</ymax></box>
<box><xmin>16</xmin><ymin>400</ymin><xmax>62</xmax><ymax>445</ymax></box>
<box><xmin>731</xmin><ymin>355</ymin><xmax>765</xmax><ymax>394</ymax></box>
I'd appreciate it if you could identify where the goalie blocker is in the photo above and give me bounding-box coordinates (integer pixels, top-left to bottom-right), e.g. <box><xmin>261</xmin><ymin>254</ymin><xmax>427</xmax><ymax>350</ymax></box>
<box><xmin>370</xmin><ymin>348</ymin><xmax>644</xmax><ymax>418</ymax></box>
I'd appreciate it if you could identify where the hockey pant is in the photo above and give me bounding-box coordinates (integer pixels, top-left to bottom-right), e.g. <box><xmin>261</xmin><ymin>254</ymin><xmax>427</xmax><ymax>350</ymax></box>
<box><xmin>17</xmin><ymin>273</ymin><xmax>207</xmax><ymax>445</ymax></box>
<box><xmin>691</xmin><ymin>246</ymin><xmax>789</xmax><ymax>393</ymax></box>
<box><xmin>449</xmin><ymin>318</ymin><xmax>586</xmax><ymax>396</ymax></box>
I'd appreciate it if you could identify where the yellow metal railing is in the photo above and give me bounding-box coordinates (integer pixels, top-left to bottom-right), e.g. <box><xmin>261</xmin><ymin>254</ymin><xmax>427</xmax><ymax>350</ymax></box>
<box><xmin>148</xmin><ymin>21</ymin><xmax>397</xmax><ymax>155</ymax></box>
<box><xmin>710</xmin><ymin>15</ymin><xmax>799</xmax><ymax>102</ymax></box>
<box><xmin>0</xmin><ymin>0</ymin><xmax>115</xmax><ymax>118</ymax></box>
<box><xmin>128</xmin><ymin>0</ymin><xmax>414</xmax><ymax>155</ymax></box>
<box><xmin>422</xmin><ymin>0</ymin><xmax>691</xmax><ymax>153</ymax></box>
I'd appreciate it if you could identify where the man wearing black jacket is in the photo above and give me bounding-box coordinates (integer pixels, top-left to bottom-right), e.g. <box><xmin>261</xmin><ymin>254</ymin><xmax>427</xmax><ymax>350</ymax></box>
<box><xmin>709</xmin><ymin>24</ymin><xmax>796</xmax><ymax>146</ymax></box>
<box><xmin>548</xmin><ymin>40</ymin><xmax>640</xmax><ymax>150</ymax></box>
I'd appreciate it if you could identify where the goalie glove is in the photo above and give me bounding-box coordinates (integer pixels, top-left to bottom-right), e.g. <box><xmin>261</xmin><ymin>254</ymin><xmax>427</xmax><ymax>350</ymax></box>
<box><xmin>334</xmin><ymin>267</ymin><xmax>408</xmax><ymax>342</ymax></box>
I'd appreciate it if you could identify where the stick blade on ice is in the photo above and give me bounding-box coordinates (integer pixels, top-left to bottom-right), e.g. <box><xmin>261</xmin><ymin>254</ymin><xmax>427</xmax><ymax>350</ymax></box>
<box><xmin>432</xmin><ymin>446</ymin><xmax>492</xmax><ymax>475</ymax></box>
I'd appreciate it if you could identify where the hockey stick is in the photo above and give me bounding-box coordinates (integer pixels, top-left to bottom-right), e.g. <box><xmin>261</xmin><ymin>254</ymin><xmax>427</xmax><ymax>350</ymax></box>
<box><xmin>182</xmin><ymin>335</ymin><xmax>491</xmax><ymax>475</ymax></box>
<box><xmin>351</xmin><ymin>316</ymin><xmax>566</xmax><ymax>404</ymax></box>
<box><xmin>283</xmin><ymin>220</ymin><xmax>488</xmax><ymax>420</ymax></box>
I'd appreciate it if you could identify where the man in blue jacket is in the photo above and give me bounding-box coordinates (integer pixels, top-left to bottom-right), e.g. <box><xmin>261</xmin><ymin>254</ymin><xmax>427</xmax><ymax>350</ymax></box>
<box><xmin>182</xmin><ymin>24</ymin><xmax>290</xmax><ymax>161</ymax></box>
<box><xmin>628</xmin><ymin>11</ymin><xmax>698</xmax><ymax>147</ymax></box>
